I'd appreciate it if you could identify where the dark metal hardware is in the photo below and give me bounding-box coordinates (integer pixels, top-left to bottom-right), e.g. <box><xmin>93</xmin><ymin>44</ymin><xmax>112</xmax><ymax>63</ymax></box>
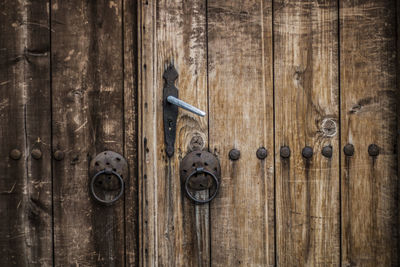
<box><xmin>302</xmin><ymin>146</ymin><xmax>313</xmax><ymax>159</ymax></box>
<box><xmin>90</xmin><ymin>169</ymin><xmax>124</xmax><ymax>205</ymax></box>
<box><xmin>10</xmin><ymin>149</ymin><xmax>21</xmax><ymax>160</ymax></box>
<box><xmin>343</xmin><ymin>144</ymin><xmax>354</xmax><ymax>156</ymax></box>
<box><xmin>89</xmin><ymin>151</ymin><xmax>128</xmax><ymax>205</ymax></box>
<box><xmin>256</xmin><ymin>147</ymin><xmax>268</xmax><ymax>160</ymax></box>
<box><xmin>31</xmin><ymin>148</ymin><xmax>42</xmax><ymax>159</ymax></box>
<box><xmin>163</xmin><ymin>64</ymin><xmax>206</xmax><ymax>157</ymax></box>
<box><xmin>322</xmin><ymin>146</ymin><xmax>333</xmax><ymax>158</ymax></box>
<box><xmin>180</xmin><ymin>150</ymin><xmax>221</xmax><ymax>204</ymax></box>
<box><xmin>368</xmin><ymin>144</ymin><xmax>379</xmax><ymax>157</ymax></box>
<box><xmin>53</xmin><ymin>150</ymin><xmax>64</xmax><ymax>161</ymax></box>
<box><xmin>229</xmin><ymin>149</ymin><xmax>240</xmax><ymax>161</ymax></box>
<box><xmin>280</xmin><ymin>146</ymin><xmax>290</xmax><ymax>158</ymax></box>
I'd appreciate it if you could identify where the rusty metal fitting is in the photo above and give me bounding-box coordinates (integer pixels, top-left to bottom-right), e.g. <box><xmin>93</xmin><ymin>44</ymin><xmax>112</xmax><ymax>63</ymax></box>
<box><xmin>256</xmin><ymin>147</ymin><xmax>268</xmax><ymax>160</ymax></box>
<box><xmin>321</xmin><ymin>146</ymin><xmax>333</xmax><ymax>158</ymax></box>
<box><xmin>31</xmin><ymin>148</ymin><xmax>42</xmax><ymax>160</ymax></box>
<box><xmin>54</xmin><ymin>150</ymin><xmax>65</xmax><ymax>161</ymax></box>
<box><xmin>280</xmin><ymin>146</ymin><xmax>290</xmax><ymax>158</ymax></box>
<box><xmin>229</xmin><ymin>149</ymin><xmax>240</xmax><ymax>161</ymax></box>
<box><xmin>9</xmin><ymin>149</ymin><xmax>22</xmax><ymax>160</ymax></box>
<box><xmin>302</xmin><ymin>146</ymin><xmax>313</xmax><ymax>159</ymax></box>
<box><xmin>343</xmin><ymin>144</ymin><xmax>354</xmax><ymax>157</ymax></box>
<box><xmin>368</xmin><ymin>144</ymin><xmax>379</xmax><ymax>157</ymax></box>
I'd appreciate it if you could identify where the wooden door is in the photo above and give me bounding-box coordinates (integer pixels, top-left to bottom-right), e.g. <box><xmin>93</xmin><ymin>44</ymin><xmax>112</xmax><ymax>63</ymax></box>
<box><xmin>1</xmin><ymin>0</ymin><xmax>399</xmax><ymax>266</ymax></box>
<box><xmin>139</xmin><ymin>0</ymin><xmax>400</xmax><ymax>266</ymax></box>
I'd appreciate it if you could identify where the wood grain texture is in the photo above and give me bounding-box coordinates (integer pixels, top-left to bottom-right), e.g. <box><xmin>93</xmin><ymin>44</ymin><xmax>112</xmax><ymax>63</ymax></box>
<box><xmin>138</xmin><ymin>0</ymin><xmax>209</xmax><ymax>266</ymax></box>
<box><xmin>207</xmin><ymin>1</ymin><xmax>275</xmax><ymax>265</ymax></box>
<box><xmin>123</xmin><ymin>0</ymin><xmax>139</xmax><ymax>266</ymax></box>
<box><xmin>0</xmin><ymin>0</ymin><xmax>52</xmax><ymax>266</ymax></box>
<box><xmin>51</xmin><ymin>0</ymin><xmax>126</xmax><ymax>265</ymax></box>
<box><xmin>340</xmin><ymin>1</ymin><xmax>399</xmax><ymax>266</ymax></box>
<box><xmin>274</xmin><ymin>0</ymin><xmax>340</xmax><ymax>266</ymax></box>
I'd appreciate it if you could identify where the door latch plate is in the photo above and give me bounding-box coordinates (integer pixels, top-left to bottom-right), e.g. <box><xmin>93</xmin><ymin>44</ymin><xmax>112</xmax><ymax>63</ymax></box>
<box><xmin>89</xmin><ymin>151</ymin><xmax>128</xmax><ymax>205</ymax></box>
<box><xmin>163</xmin><ymin>65</ymin><xmax>179</xmax><ymax>157</ymax></box>
<box><xmin>180</xmin><ymin>150</ymin><xmax>221</xmax><ymax>204</ymax></box>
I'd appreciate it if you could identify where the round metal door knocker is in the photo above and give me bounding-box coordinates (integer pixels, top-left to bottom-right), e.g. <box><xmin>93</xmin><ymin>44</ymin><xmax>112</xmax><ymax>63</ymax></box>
<box><xmin>180</xmin><ymin>150</ymin><xmax>221</xmax><ymax>204</ymax></box>
<box><xmin>89</xmin><ymin>151</ymin><xmax>128</xmax><ymax>205</ymax></box>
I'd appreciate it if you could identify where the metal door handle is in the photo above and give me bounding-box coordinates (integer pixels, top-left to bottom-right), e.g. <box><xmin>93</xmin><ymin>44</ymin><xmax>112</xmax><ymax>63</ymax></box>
<box><xmin>166</xmin><ymin>96</ymin><xmax>206</xmax><ymax>117</ymax></box>
<box><xmin>163</xmin><ymin>64</ymin><xmax>206</xmax><ymax>157</ymax></box>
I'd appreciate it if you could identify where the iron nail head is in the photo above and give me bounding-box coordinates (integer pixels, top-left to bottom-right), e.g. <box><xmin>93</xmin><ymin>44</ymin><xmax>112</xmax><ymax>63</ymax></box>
<box><xmin>229</xmin><ymin>149</ymin><xmax>240</xmax><ymax>161</ymax></box>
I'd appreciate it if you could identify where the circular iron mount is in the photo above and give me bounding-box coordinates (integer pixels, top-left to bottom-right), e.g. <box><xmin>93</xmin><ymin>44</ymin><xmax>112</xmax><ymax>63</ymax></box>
<box><xmin>184</xmin><ymin>168</ymin><xmax>220</xmax><ymax>204</ymax></box>
<box><xmin>180</xmin><ymin>150</ymin><xmax>221</xmax><ymax>204</ymax></box>
<box><xmin>89</xmin><ymin>151</ymin><xmax>128</xmax><ymax>205</ymax></box>
<box><xmin>90</xmin><ymin>169</ymin><xmax>124</xmax><ymax>205</ymax></box>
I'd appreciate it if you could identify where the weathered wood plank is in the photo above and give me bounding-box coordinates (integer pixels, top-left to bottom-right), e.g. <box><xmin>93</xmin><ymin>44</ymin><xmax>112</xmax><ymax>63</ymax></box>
<box><xmin>207</xmin><ymin>1</ymin><xmax>274</xmax><ymax>265</ymax></box>
<box><xmin>0</xmin><ymin>1</ymin><xmax>52</xmax><ymax>266</ymax></box>
<box><xmin>123</xmin><ymin>0</ymin><xmax>139</xmax><ymax>265</ymax></box>
<box><xmin>138</xmin><ymin>0</ymin><xmax>209</xmax><ymax>265</ymax></box>
<box><xmin>274</xmin><ymin>0</ymin><xmax>340</xmax><ymax>265</ymax></box>
<box><xmin>51</xmin><ymin>0</ymin><xmax>126</xmax><ymax>265</ymax></box>
<box><xmin>340</xmin><ymin>1</ymin><xmax>399</xmax><ymax>266</ymax></box>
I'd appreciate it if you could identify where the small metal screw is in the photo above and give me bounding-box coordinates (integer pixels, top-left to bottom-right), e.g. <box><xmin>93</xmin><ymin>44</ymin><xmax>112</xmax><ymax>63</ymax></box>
<box><xmin>368</xmin><ymin>144</ymin><xmax>379</xmax><ymax>157</ymax></box>
<box><xmin>343</xmin><ymin>144</ymin><xmax>354</xmax><ymax>156</ymax></box>
<box><xmin>229</xmin><ymin>149</ymin><xmax>240</xmax><ymax>161</ymax></box>
<box><xmin>54</xmin><ymin>150</ymin><xmax>65</xmax><ymax>161</ymax></box>
<box><xmin>302</xmin><ymin>146</ymin><xmax>313</xmax><ymax>159</ymax></box>
<box><xmin>10</xmin><ymin>149</ymin><xmax>22</xmax><ymax>160</ymax></box>
<box><xmin>322</xmin><ymin>146</ymin><xmax>333</xmax><ymax>158</ymax></box>
<box><xmin>280</xmin><ymin>146</ymin><xmax>290</xmax><ymax>158</ymax></box>
<box><xmin>256</xmin><ymin>147</ymin><xmax>268</xmax><ymax>160</ymax></box>
<box><xmin>31</xmin><ymin>148</ymin><xmax>42</xmax><ymax>160</ymax></box>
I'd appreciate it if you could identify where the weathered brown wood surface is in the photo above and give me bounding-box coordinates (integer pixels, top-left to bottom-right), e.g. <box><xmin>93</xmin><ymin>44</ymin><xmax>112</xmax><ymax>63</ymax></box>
<box><xmin>1</xmin><ymin>0</ymin><xmax>400</xmax><ymax>266</ymax></box>
<box><xmin>340</xmin><ymin>0</ymin><xmax>399</xmax><ymax>266</ymax></box>
<box><xmin>51</xmin><ymin>0</ymin><xmax>127</xmax><ymax>265</ymax></box>
<box><xmin>0</xmin><ymin>0</ymin><xmax>52</xmax><ymax>266</ymax></box>
<box><xmin>124</xmin><ymin>0</ymin><xmax>140</xmax><ymax>265</ymax></box>
<box><xmin>274</xmin><ymin>0</ymin><xmax>340</xmax><ymax>266</ymax></box>
<box><xmin>138</xmin><ymin>0</ymin><xmax>209</xmax><ymax>266</ymax></box>
<box><xmin>207</xmin><ymin>0</ymin><xmax>274</xmax><ymax>266</ymax></box>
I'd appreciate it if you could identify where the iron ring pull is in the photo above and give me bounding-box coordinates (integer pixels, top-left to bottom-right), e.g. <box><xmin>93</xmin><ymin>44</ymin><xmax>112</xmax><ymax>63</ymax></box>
<box><xmin>90</xmin><ymin>169</ymin><xmax>124</xmax><ymax>205</ymax></box>
<box><xmin>184</xmin><ymin>167</ymin><xmax>220</xmax><ymax>204</ymax></box>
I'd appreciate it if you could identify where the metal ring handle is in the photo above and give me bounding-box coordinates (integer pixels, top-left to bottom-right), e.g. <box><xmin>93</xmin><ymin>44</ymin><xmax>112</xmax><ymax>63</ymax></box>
<box><xmin>184</xmin><ymin>167</ymin><xmax>220</xmax><ymax>204</ymax></box>
<box><xmin>90</xmin><ymin>169</ymin><xmax>124</xmax><ymax>205</ymax></box>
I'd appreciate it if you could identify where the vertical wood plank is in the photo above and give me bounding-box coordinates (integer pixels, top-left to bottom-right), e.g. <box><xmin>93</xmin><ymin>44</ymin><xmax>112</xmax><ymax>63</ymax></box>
<box><xmin>51</xmin><ymin>0</ymin><xmax>126</xmax><ymax>265</ymax></box>
<box><xmin>207</xmin><ymin>1</ymin><xmax>275</xmax><ymax>265</ymax></box>
<box><xmin>274</xmin><ymin>1</ymin><xmax>340</xmax><ymax>265</ymax></box>
<box><xmin>340</xmin><ymin>0</ymin><xmax>399</xmax><ymax>266</ymax></box>
<box><xmin>138</xmin><ymin>0</ymin><xmax>209</xmax><ymax>265</ymax></box>
<box><xmin>0</xmin><ymin>1</ymin><xmax>52</xmax><ymax>266</ymax></box>
<box><xmin>123</xmin><ymin>0</ymin><xmax>139</xmax><ymax>266</ymax></box>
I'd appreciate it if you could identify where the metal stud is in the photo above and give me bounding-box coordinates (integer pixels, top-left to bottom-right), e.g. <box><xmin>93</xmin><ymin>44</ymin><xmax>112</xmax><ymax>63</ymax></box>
<box><xmin>9</xmin><ymin>149</ymin><xmax>22</xmax><ymax>160</ymax></box>
<box><xmin>302</xmin><ymin>146</ymin><xmax>313</xmax><ymax>159</ymax></box>
<box><xmin>368</xmin><ymin>144</ymin><xmax>379</xmax><ymax>157</ymax></box>
<box><xmin>343</xmin><ymin>144</ymin><xmax>354</xmax><ymax>156</ymax></box>
<box><xmin>229</xmin><ymin>149</ymin><xmax>240</xmax><ymax>161</ymax></box>
<box><xmin>31</xmin><ymin>148</ymin><xmax>42</xmax><ymax>160</ymax></box>
<box><xmin>321</xmin><ymin>146</ymin><xmax>333</xmax><ymax>158</ymax></box>
<box><xmin>280</xmin><ymin>146</ymin><xmax>290</xmax><ymax>158</ymax></box>
<box><xmin>256</xmin><ymin>147</ymin><xmax>268</xmax><ymax>160</ymax></box>
<box><xmin>54</xmin><ymin>150</ymin><xmax>65</xmax><ymax>161</ymax></box>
